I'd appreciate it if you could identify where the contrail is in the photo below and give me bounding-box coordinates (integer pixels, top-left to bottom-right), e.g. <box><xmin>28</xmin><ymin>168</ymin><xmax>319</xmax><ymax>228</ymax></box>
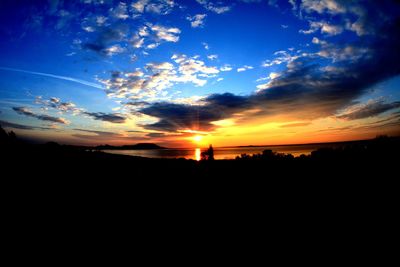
<box><xmin>0</xmin><ymin>67</ymin><xmax>104</xmax><ymax>90</ymax></box>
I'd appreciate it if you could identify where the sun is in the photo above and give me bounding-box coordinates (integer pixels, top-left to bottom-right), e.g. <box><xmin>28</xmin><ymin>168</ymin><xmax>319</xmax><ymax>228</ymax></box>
<box><xmin>193</xmin><ymin>135</ymin><xmax>203</xmax><ymax>143</ymax></box>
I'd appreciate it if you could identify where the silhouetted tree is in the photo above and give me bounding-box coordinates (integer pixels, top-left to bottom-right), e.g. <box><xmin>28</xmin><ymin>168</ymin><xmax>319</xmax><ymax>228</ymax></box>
<box><xmin>0</xmin><ymin>125</ymin><xmax>18</xmax><ymax>146</ymax></box>
<box><xmin>235</xmin><ymin>149</ymin><xmax>295</xmax><ymax>161</ymax></box>
<box><xmin>8</xmin><ymin>131</ymin><xmax>17</xmax><ymax>143</ymax></box>
<box><xmin>208</xmin><ymin>145</ymin><xmax>214</xmax><ymax>161</ymax></box>
<box><xmin>201</xmin><ymin>145</ymin><xmax>214</xmax><ymax>161</ymax></box>
<box><xmin>0</xmin><ymin>125</ymin><xmax>8</xmax><ymax>144</ymax></box>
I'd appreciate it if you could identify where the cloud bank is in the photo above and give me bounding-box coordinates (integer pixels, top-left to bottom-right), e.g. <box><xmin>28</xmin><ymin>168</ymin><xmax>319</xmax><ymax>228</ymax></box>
<box><xmin>139</xmin><ymin>6</ymin><xmax>400</xmax><ymax>132</ymax></box>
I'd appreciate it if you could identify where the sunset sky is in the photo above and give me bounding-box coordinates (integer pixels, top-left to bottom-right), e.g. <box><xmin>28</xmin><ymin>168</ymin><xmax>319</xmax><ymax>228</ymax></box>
<box><xmin>0</xmin><ymin>0</ymin><xmax>399</xmax><ymax>147</ymax></box>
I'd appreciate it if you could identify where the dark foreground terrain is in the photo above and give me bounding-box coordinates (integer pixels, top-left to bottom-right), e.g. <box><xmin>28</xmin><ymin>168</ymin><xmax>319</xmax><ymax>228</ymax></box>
<box><xmin>1</xmin><ymin>125</ymin><xmax>399</xmax><ymax>228</ymax></box>
<box><xmin>2</xmin><ymin>125</ymin><xmax>399</xmax><ymax>179</ymax></box>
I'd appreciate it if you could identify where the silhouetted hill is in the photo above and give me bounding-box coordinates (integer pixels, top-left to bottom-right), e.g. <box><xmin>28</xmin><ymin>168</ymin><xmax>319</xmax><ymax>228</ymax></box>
<box><xmin>95</xmin><ymin>143</ymin><xmax>166</xmax><ymax>150</ymax></box>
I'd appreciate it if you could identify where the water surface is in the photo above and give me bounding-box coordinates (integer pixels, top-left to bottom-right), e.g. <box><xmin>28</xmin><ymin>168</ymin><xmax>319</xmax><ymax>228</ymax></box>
<box><xmin>103</xmin><ymin>143</ymin><xmax>346</xmax><ymax>160</ymax></box>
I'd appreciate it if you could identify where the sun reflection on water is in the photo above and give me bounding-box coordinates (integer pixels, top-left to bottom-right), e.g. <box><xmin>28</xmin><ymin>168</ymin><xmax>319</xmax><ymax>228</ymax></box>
<box><xmin>195</xmin><ymin>148</ymin><xmax>201</xmax><ymax>161</ymax></box>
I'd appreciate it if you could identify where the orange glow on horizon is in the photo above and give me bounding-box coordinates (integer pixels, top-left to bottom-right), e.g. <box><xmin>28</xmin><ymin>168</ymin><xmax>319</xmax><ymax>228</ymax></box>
<box><xmin>13</xmin><ymin>113</ymin><xmax>399</xmax><ymax>148</ymax></box>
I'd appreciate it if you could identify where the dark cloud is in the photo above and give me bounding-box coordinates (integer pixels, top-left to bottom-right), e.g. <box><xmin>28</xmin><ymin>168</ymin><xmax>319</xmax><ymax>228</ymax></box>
<box><xmin>140</xmin><ymin>103</ymin><xmax>217</xmax><ymax>131</ymax></box>
<box><xmin>124</xmin><ymin>101</ymin><xmax>149</xmax><ymax>108</ymax></box>
<box><xmin>126</xmin><ymin>130</ymin><xmax>145</xmax><ymax>133</ymax></box>
<box><xmin>205</xmin><ymin>93</ymin><xmax>249</xmax><ymax>108</ymax></box>
<box><xmin>318</xmin><ymin>112</ymin><xmax>400</xmax><ymax>133</ymax></box>
<box><xmin>140</xmin><ymin>93</ymin><xmax>249</xmax><ymax>132</ymax></box>
<box><xmin>83</xmin><ymin>25</ymin><xmax>127</xmax><ymax>55</ymax></box>
<box><xmin>84</xmin><ymin>112</ymin><xmax>126</xmax><ymax>123</ymax></box>
<box><xmin>146</xmin><ymin>132</ymin><xmax>167</xmax><ymax>138</ymax></box>
<box><xmin>13</xmin><ymin>106</ymin><xmax>35</xmax><ymax>117</ymax></box>
<box><xmin>366</xmin><ymin>112</ymin><xmax>400</xmax><ymax>126</ymax></box>
<box><xmin>73</xmin><ymin>128</ymin><xmax>123</xmax><ymax>137</ymax></box>
<box><xmin>338</xmin><ymin>100</ymin><xmax>400</xmax><ymax>120</ymax></box>
<box><xmin>351</xmin><ymin>116</ymin><xmax>400</xmax><ymax>132</ymax></box>
<box><xmin>13</xmin><ymin>107</ymin><xmax>69</xmax><ymax>124</ymax></box>
<box><xmin>0</xmin><ymin>120</ymin><xmax>51</xmax><ymax>130</ymax></box>
<box><xmin>145</xmin><ymin>132</ymin><xmax>187</xmax><ymax>138</ymax></box>
<box><xmin>140</xmin><ymin>7</ymin><xmax>400</xmax><ymax>132</ymax></box>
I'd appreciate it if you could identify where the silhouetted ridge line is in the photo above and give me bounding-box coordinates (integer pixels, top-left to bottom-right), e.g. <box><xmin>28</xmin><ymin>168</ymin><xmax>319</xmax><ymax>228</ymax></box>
<box><xmin>95</xmin><ymin>143</ymin><xmax>166</xmax><ymax>150</ymax></box>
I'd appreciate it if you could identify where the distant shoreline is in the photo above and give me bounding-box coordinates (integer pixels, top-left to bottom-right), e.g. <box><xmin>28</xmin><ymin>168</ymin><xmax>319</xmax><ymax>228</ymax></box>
<box><xmin>100</xmin><ymin>137</ymin><xmax>399</xmax><ymax>160</ymax></box>
<box><xmin>96</xmin><ymin>138</ymin><xmax>386</xmax><ymax>151</ymax></box>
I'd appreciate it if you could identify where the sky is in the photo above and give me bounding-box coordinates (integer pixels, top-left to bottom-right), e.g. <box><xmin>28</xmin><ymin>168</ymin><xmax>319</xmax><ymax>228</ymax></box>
<box><xmin>0</xmin><ymin>0</ymin><xmax>399</xmax><ymax>148</ymax></box>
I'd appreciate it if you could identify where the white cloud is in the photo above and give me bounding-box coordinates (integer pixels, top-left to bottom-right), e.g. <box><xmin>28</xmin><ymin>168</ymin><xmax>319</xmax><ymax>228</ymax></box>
<box><xmin>80</xmin><ymin>15</ymin><xmax>186</xmax><ymax>57</ymax></box>
<box><xmin>132</xmin><ymin>0</ymin><xmax>175</xmax><ymax>15</ymax></box>
<box><xmin>321</xmin><ymin>23</ymin><xmax>343</xmax><ymax>35</ymax></box>
<box><xmin>237</xmin><ymin>65</ymin><xmax>253</xmax><ymax>72</ymax></box>
<box><xmin>262</xmin><ymin>50</ymin><xmax>302</xmax><ymax>68</ymax></box>
<box><xmin>196</xmin><ymin>0</ymin><xmax>231</xmax><ymax>14</ymax></box>
<box><xmin>220</xmin><ymin>64</ymin><xmax>232</xmax><ymax>72</ymax></box>
<box><xmin>207</xmin><ymin>54</ymin><xmax>218</xmax><ymax>60</ymax></box>
<box><xmin>299</xmin><ymin>1</ymin><xmax>372</xmax><ymax>37</ymax></box>
<box><xmin>129</xmin><ymin>23</ymin><xmax>181</xmax><ymax>52</ymax></box>
<box><xmin>96</xmin><ymin>16</ymin><xmax>107</xmax><ymax>26</ymax></box>
<box><xmin>104</xmin><ymin>44</ymin><xmax>126</xmax><ymax>56</ymax></box>
<box><xmin>146</xmin><ymin>62</ymin><xmax>175</xmax><ymax>71</ymax></box>
<box><xmin>138</xmin><ymin>25</ymin><xmax>149</xmax><ymax>37</ymax></box>
<box><xmin>171</xmin><ymin>95</ymin><xmax>206</xmax><ymax>105</ymax></box>
<box><xmin>146</xmin><ymin>43</ymin><xmax>160</xmax><ymax>49</ymax></box>
<box><xmin>312</xmin><ymin>37</ymin><xmax>327</xmax><ymax>46</ymax></box>
<box><xmin>187</xmin><ymin>14</ymin><xmax>207</xmax><ymax>28</ymax></box>
<box><xmin>345</xmin><ymin>6</ymin><xmax>370</xmax><ymax>36</ymax></box>
<box><xmin>256</xmin><ymin>77</ymin><xmax>268</xmax><ymax>82</ymax></box>
<box><xmin>202</xmin><ymin>42</ymin><xmax>209</xmax><ymax>50</ymax></box>
<box><xmin>82</xmin><ymin>26</ymin><xmax>95</xmax><ymax>32</ymax></box>
<box><xmin>255</xmin><ymin>72</ymin><xmax>281</xmax><ymax>91</ymax></box>
<box><xmin>100</xmin><ymin>54</ymin><xmax>221</xmax><ymax>101</ymax></box>
<box><xmin>301</xmin><ymin>0</ymin><xmax>346</xmax><ymax>15</ymax></box>
<box><xmin>256</xmin><ymin>83</ymin><xmax>269</xmax><ymax>91</ymax></box>
<box><xmin>110</xmin><ymin>2</ymin><xmax>129</xmax><ymax>20</ymax></box>
<box><xmin>149</xmin><ymin>24</ymin><xmax>181</xmax><ymax>42</ymax></box>
<box><xmin>131</xmin><ymin>36</ymin><xmax>145</xmax><ymax>48</ymax></box>
<box><xmin>317</xmin><ymin>44</ymin><xmax>369</xmax><ymax>62</ymax></box>
<box><xmin>132</xmin><ymin>0</ymin><xmax>147</xmax><ymax>13</ymax></box>
<box><xmin>268</xmin><ymin>72</ymin><xmax>280</xmax><ymax>80</ymax></box>
<box><xmin>35</xmin><ymin>96</ymin><xmax>83</xmax><ymax>115</ymax></box>
<box><xmin>172</xmin><ymin>54</ymin><xmax>220</xmax><ymax>86</ymax></box>
<box><xmin>300</xmin><ymin>21</ymin><xmax>343</xmax><ymax>36</ymax></box>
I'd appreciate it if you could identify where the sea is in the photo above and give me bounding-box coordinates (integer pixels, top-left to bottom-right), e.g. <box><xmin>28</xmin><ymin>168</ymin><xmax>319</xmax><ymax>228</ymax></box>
<box><xmin>102</xmin><ymin>142</ymin><xmax>349</xmax><ymax>160</ymax></box>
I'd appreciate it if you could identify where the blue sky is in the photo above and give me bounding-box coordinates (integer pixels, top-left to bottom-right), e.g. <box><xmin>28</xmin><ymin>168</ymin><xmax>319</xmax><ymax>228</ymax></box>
<box><xmin>0</xmin><ymin>0</ymin><xmax>399</xmax><ymax>146</ymax></box>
